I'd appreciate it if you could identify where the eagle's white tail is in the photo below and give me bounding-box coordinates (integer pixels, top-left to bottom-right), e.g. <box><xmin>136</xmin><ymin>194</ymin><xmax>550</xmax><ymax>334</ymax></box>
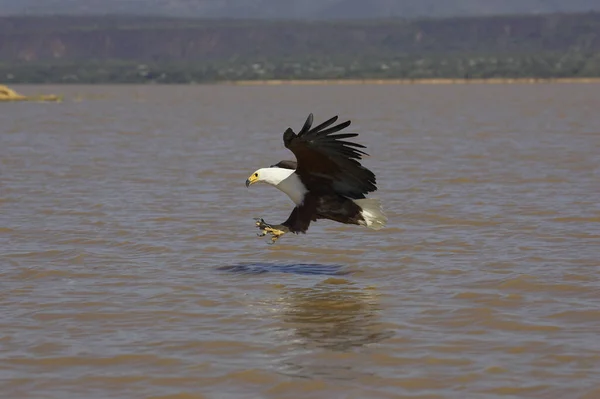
<box><xmin>353</xmin><ymin>198</ymin><xmax>387</xmax><ymax>230</ymax></box>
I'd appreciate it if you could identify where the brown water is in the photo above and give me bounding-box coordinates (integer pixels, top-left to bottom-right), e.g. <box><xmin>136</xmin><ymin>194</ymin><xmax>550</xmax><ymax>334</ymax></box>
<box><xmin>1</xmin><ymin>83</ymin><xmax>599</xmax><ymax>399</ymax></box>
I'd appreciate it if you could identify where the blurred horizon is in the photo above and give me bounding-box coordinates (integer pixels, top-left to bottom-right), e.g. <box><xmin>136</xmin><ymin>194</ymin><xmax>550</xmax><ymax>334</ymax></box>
<box><xmin>3</xmin><ymin>0</ymin><xmax>600</xmax><ymax>20</ymax></box>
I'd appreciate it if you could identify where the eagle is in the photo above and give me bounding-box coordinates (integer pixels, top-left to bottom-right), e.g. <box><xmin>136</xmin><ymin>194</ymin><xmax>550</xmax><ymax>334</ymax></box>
<box><xmin>245</xmin><ymin>113</ymin><xmax>387</xmax><ymax>244</ymax></box>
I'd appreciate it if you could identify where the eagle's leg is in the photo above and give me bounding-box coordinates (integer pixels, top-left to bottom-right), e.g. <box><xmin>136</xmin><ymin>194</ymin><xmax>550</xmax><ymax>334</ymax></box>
<box><xmin>254</xmin><ymin>218</ymin><xmax>289</xmax><ymax>244</ymax></box>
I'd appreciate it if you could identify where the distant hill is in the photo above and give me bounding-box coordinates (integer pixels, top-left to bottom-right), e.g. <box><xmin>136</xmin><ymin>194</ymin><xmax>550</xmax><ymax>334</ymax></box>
<box><xmin>1</xmin><ymin>12</ymin><xmax>600</xmax><ymax>83</ymax></box>
<box><xmin>3</xmin><ymin>0</ymin><xmax>600</xmax><ymax>19</ymax></box>
<box><xmin>2</xmin><ymin>12</ymin><xmax>599</xmax><ymax>62</ymax></box>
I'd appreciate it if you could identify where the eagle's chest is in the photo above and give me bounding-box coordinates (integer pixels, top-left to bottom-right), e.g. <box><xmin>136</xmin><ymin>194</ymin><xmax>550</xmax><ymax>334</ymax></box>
<box><xmin>276</xmin><ymin>172</ymin><xmax>308</xmax><ymax>206</ymax></box>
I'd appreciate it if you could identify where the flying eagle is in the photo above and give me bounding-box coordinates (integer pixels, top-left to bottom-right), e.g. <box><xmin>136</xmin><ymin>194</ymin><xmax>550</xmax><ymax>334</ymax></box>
<box><xmin>245</xmin><ymin>113</ymin><xmax>387</xmax><ymax>244</ymax></box>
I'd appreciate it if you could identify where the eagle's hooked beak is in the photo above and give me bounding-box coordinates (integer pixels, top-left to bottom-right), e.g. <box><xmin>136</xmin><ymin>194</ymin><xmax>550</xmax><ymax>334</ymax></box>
<box><xmin>246</xmin><ymin>173</ymin><xmax>258</xmax><ymax>188</ymax></box>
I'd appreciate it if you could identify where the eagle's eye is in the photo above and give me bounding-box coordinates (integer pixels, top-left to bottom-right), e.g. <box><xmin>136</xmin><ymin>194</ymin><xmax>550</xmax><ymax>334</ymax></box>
<box><xmin>254</xmin><ymin>173</ymin><xmax>258</xmax><ymax>177</ymax></box>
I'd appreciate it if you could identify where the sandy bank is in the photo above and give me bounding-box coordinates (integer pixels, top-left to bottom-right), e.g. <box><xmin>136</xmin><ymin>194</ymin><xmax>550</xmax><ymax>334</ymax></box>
<box><xmin>0</xmin><ymin>84</ymin><xmax>62</xmax><ymax>102</ymax></box>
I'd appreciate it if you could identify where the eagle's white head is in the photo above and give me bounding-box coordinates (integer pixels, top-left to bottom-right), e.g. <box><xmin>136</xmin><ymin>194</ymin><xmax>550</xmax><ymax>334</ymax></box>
<box><xmin>245</xmin><ymin>167</ymin><xmax>294</xmax><ymax>187</ymax></box>
<box><xmin>246</xmin><ymin>167</ymin><xmax>307</xmax><ymax>205</ymax></box>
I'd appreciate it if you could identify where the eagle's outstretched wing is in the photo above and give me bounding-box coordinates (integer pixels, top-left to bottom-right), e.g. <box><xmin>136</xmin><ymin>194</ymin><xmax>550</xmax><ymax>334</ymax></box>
<box><xmin>282</xmin><ymin>113</ymin><xmax>377</xmax><ymax>199</ymax></box>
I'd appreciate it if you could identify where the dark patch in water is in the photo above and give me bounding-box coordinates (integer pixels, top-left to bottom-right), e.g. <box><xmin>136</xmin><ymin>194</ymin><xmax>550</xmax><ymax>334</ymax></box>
<box><xmin>217</xmin><ymin>262</ymin><xmax>351</xmax><ymax>276</ymax></box>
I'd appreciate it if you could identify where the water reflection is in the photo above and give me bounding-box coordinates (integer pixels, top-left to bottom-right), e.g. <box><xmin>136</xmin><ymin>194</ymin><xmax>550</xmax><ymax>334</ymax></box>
<box><xmin>276</xmin><ymin>281</ymin><xmax>393</xmax><ymax>351</ymax></box>
<box><xmin>267</xmin><ymin>281</ymin><xmax>394</xmax><ymax>380</ymax></box>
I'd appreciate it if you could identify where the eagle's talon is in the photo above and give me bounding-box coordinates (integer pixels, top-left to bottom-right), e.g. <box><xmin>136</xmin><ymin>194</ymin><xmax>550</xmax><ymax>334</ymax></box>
<box><xmin>253</xmin><ymin>220</ymin><xmax>286</xmax><ymax>243</ymax></box>
<box><xmin>255</xmin><ymin>218</ymin><xmax>272</xmax><ymax>230</ymax></box>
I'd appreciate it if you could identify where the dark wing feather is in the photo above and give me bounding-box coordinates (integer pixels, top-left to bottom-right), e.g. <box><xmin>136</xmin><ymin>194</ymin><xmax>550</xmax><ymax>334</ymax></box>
<box><xmin>282</xmin><ymin>113</ymin><xmax>377</xmax><ymax>199</ymax></box>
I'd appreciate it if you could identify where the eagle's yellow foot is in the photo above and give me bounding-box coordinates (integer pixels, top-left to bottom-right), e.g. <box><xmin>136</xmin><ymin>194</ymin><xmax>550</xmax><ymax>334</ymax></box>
<box><xmin>264</xmin><ymin>226</ymin><xmax>286</xmax><ymax>244</ymax></box>
<box><xmin>254</xmin><ymin>218</ymin><xmax>287</xmax><ymax>244</ymax></box>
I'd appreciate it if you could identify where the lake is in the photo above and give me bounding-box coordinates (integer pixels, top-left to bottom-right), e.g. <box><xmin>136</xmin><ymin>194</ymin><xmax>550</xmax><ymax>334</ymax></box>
<box><xmin>1</xmin><ymin>83</ymin><xmax>599</xmax><ymax>399</ymax></box>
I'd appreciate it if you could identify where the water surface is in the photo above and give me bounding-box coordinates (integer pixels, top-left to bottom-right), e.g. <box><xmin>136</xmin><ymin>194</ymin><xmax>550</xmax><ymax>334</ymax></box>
<box><xmin>1</xmin><ymin>83</ymin><xmax>599</xmax><ymax>399</ymax></box>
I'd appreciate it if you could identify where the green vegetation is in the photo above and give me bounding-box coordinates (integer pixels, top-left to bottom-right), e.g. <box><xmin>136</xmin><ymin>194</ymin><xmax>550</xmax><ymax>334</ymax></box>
<box><xmin>3</xmin><ymin>52</ymin><xmax>600</xmax><ymax>84</ymax></box>
<box><xmin>1</xmin><ymin>12</ymin><xmax>599</xmax><ymax>83</ymax></box>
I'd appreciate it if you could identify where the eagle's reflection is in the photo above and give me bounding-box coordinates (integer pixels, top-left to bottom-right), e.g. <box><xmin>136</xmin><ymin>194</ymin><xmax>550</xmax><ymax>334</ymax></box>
<box><xmin>274</xmin><ymin>280</ymin><xmax>393</xmax><ymax>352</ymax></box>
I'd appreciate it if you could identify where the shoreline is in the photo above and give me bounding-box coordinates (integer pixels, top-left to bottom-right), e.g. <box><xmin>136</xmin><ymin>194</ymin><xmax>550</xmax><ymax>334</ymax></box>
<box><xmin>223</xmin><ymin>77</ymin><xmax>600</xmax><ymax>86</ymax></box>
<box><xmin>5</xmin><ymin>77</ymin><xmax>600</xmax><ymax>87</ymax></box>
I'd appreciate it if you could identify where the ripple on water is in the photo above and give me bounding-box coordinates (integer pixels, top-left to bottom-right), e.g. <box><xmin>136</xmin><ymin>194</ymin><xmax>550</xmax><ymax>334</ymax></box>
<box><xmin>216</xmin><ymin>262</ymin><xmax>351</xmax><ymax>276</ymax></box>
